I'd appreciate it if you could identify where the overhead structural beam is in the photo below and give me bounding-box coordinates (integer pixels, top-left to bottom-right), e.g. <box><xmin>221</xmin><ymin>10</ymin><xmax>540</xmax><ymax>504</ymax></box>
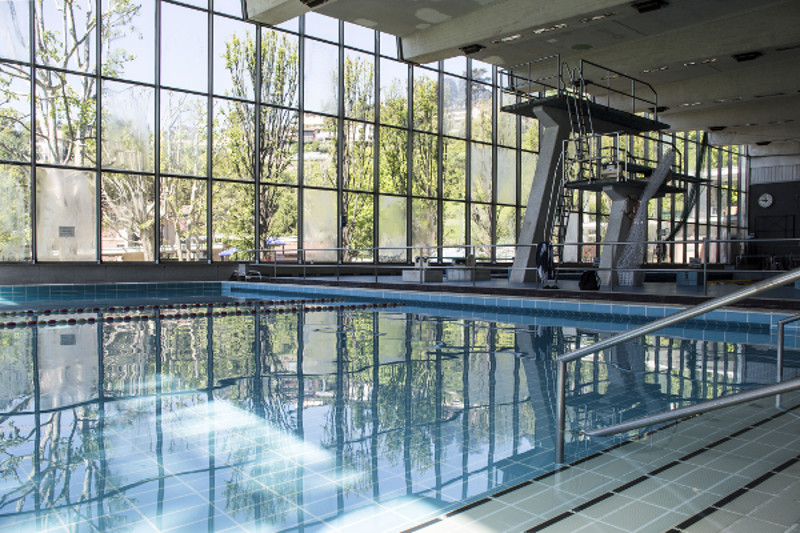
<box><xmin>401</xmin><ymin>0</ymin><xmax>631</xmax><ymax>65</ymax></box>
<box><xmin>517</xmin><ymin>0</ymin><xmax>800</xmax><ymax>83</ymax></box>
<box><xmin>245</xmin><ymin>0</ymin><xmax>310</xmax><ymax>25</ymax></box>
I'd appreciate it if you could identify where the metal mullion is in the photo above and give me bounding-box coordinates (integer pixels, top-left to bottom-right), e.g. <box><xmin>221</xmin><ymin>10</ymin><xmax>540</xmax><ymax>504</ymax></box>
<box><xmin>406</xmin><ymin>63</ymin><xmax>413</xmax><ymax>263</ymax></box>
<box><xmin>154</xmin><ymin>0</ymin><xmax>162</xmax><ymax>263</ymax></box>
<box><xmin>464</xmin><ymin>59</ymin><xmax>472</xmax><ymax>252</ymax></box>
<box><xmin>297</xmin><ymin>18</ymin><xmax>305</xmax><ymax>263</ymax></box>
<box><xmin>490</xmin><ymin>66</ymin><xmax>497</xmax><ymax>262</ymax></box>
<box><xmin>30</xmin><ymin>0</ymin><xmax>37</xmax><ymax>263</ymax></box>
<box><xmin>207</xmin><ymin>2</ymin><xmax>214</xmax><ymax>264</ymax></box>
<box><xmin>96</xmin><ymin>0</ymin><xmax>102</xmax><ymax>264</ymax></box>
<box><xmin>436</xmin><ymin>63</ymin><xmax>444</xmax><ymax>261</ymax></box>
<box><xmin>336</xmin><ymin>19</ymin><xmax>344</xmax><ymax>264</ymax></box>
<box><xmin>254</xmin><ymin>25</ymin><xmax>262</xmax><ymax>262</ymax></box>
<box><xmin>516</xmin><ymin>95</ymin><xmax>522</xmax><ymax>242</ymax></box>
<box><xmin>373</xmin><ymin>29</ymin><xmax>380</xmax><ymax>265</ymax></box>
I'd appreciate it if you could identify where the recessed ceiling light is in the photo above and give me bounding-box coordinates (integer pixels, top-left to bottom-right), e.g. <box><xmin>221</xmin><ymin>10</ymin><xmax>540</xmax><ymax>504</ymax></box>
<box><xmin>581</xmin><ymin>12</ymin><xmax>616</xmax><ymax>23</ymax></box>
<box><xmin>701</xmin><ymin>58</ymin><xmax>718</xmax><ymax>64</ymax></box>
<box><xmin>532</xmin><ymin>23</ymin><xmax>568</xmax><ymax>35</ymax></box>
<box><xmin>683</xmin><ymin>61</ymin><xmax>697</xmax><ymax>67</ymax></box>
<box><xmin>642</xmin><ymin>65</ymin><xmax>669</xmax><ymax>73</ymax></box>
<box><xmin>491</xmin><ymin>34</ymin><xmax>522</xmax><ymax>44</ymax></box>
<box><xmin>679</xmin><ymin>101</ymin><xmax>702</xmax><ymax>107</ymax></box>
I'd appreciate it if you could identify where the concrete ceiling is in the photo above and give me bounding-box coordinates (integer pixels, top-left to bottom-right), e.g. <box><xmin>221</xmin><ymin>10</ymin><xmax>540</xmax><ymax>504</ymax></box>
<box><xmin>246</xmin><ymin>0</ymin><xmax>800</xmax><ymax>149</ymax></box>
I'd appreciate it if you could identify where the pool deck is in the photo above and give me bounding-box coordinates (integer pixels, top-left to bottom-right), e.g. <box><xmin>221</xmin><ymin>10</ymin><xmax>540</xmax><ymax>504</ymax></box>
<box><xmin>259</xmin><ymin>274</ymin><xmax>800</xmax><ymax>313</ymax></box>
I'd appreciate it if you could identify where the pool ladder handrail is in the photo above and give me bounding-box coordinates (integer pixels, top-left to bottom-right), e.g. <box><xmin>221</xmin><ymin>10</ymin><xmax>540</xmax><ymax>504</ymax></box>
<box><xmin>555</xmin><ymin>266</ymin><xmax>800</xmax><ymax>463</ymax></box>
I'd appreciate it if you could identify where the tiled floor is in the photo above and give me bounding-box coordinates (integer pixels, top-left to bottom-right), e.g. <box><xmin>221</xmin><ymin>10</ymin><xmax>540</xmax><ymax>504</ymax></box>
<box><xmin>411</xmin><ymin>392</ymin><xmax>800</xmax><ymax>533</ymax></box>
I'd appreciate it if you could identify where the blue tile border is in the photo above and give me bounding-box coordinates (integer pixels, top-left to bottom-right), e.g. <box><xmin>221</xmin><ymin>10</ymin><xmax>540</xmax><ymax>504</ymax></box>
<box><xmin>222</xmin><ymin>282</ymin><xmax>797</xmax><ymax>331</ymax></box>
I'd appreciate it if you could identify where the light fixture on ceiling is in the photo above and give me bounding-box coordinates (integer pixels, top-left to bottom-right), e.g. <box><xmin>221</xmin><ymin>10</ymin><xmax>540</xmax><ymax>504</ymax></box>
<box><xmin>581</xmin><ymin>12</ymin><xmax>616</xmax><ymax>23</ymax></box>
<box><xmin>701</xmin><ymin>58</ymin><xmax>718</xmax><ymax>64</ymax></box>
<box><xmin>678</xmin><ymin>101</ymin><xmax>702</xmax><ymax>107</ymax></box>
<box><xmin>491</xmin><ymin>34</ymin><xmax>522</xmax><ymax>44</ymax></box>
<box><xmin>532</xmin><ymin>23</ymin><xmax>568</xmax><ymax>35</ymax></box>
<box><xmin>683</xmin><ymin>61</ymin><xmax>697</xmax><ymax>66</ymax></box>
<box><xmin>460</xmin><ymin>43</ymin><xmax>486</xmax><ymax>55</ymax></box>
<box><xmin>642</xmin><ymin>65</ymin><xmax>670</xmax><ymax>73</ymax></box>
<box><xmin>300</xmin><ymin>0</ymin><xmax>331</xmax><ymax>7</ymax></box>
<box><xmin>631</xmin><ymin>0</ymin><xmax>668</xmax><ymax>14</ymax></box>
<box><xmin>708</xmin><ymin>126</ymin><xmax>726</xmax><ymax>132</ymax></box>
<box><xmin>732</xmin><ymin>51</ymin><xmax>763</xmax><ymax>62</ymax></box>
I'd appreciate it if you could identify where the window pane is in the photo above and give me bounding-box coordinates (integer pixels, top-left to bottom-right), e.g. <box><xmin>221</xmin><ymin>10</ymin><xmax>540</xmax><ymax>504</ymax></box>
<box><xmin>443</xmin><ymin>138</ymin><xmax>465</xmax><ymax>200</ymax></box>
<box><xmin>496</xmin><ymin>206</ymin><xmax>515</xmax><ymax>260</ymax></box>
<box><xmin>471</xmin><ymin>142</ymin><xmax>491</xmax><ymax>203</ymax></box>
<box><xmin>260</xmin><ymin>185</ymin><xmax>296</xmax><ymax>261</ymax></box>
<box><xmin>344</xmin><ymin>22</ymin><xmax>374</xmax><ymax>52</ymax></box>
<box><xmin>443</xmin><ymin>74</ymin><xmax>466</xmax><ymax>138</ymax></box>
<box><xmin>160</xmin><ymin>90</ymin><xmax>207</xmax><ymax>177</ymax></box>
<box><xmin>103</xmin><ymin>0</ymin><xmax>154</xmax><ymax>83</ymax></box>
<box><xmin>214</xmin><ymin>15</ymin><xmax>256</xmax><ymax>100</ymax></box>
<box><xmin>412</xmin><ymin>132</ymin><xmax>437</xmax><ymax>197</ymax></box>
<box><xmin>304</xmin><ymin>38</ymin><xmax>338</xmax><ymax>115</ymax></box>
<box><xmin>262</xmin><ymin>106</ymin><xmax>298</xmax><ymax>184</ymax></box>
<box><xmin>378</xmin><ymin>126</ymin><xmax>406</xmax><ymax>194</ymax></box>
<box><xmin>470</xmin><ymin>203</ymin><xmax>491</xmax><ymax>259</ymax></box>
<box><xmin>343</xmin><ymin>192</ymin><xmax>372</xmax><ymax>262</ymax></box>
<box><xmin>303</xmin><ymin>188</ymin><xmax>336</xmax><ymax>262</ymax></box>
<box><xmin>379</xmin><ymin>33</ymin><xmax>397</xmax><ymax>58</ymax></box>
<box><xmin>0</xmin><ymin>63</ymin><xmax>31</xmax><ymax>162</ymax></box>
<box><xmin>344</xmin><ymin>49</ymin><xmax>374</xmax><ymax>121</ymax></box>
<box><xmin>303</xmin><ymin>113</ymin><xmax>336</xmax><ymax>188</ymax></box>
<box><xmin>304</xmin><ymin>12</ymin><xmax>338</xmax><ymax>43</ymax></box>
<box><xmin>521</xmin><ymin>116</ymin><xmax>538</xmax><ymax>152</ymax></box>
<box><xmin>497</xmin><ymin>147</ymin><xmax>516</xmax><ymax>204</ymax></box>
<box><xmin>35</xmin><ymin>70</ymin><xmax>96</xmax><ymax>167</ymax></box>
<box><xmin>0</xmin><ymin>164</ymin><xmax>31</xmax><ymax>261</ymax></box>
<box><xmin>0</xmin><ymin>0</ymin><xmax>29</xmax><ymax>62</ymax></box>
<box><xmin>471</xmin><ymin>82</ymin><xmax>492</xmax><ymax>142</ymax></box>
<box><xmin>212</xmin><ymin>180</ymin><xmax>253</xmax><ymax>257</ymax></box>
<box><xmin>443</xmin><ymin>57</ymin><xmax>467</xmax><ymax>77</ymax></box>
<box><xmin>214</xmin><ymin>0</ymin><xmax>242</xmax><ymax>16</ymax></box>
<box><xmin>261</xmin><ymin>28</ymin><xmax>299</xmax><ymax>108</ymax></box>
<box><xmin>102</xmin><ymin>173</ymin><xmax>155</xmax><ymax>261</ymax></box>
<box><xmin>471</xmin><ymin>60</ymin><xmax>492</xmax><ymax>83</ymax></box>
<box><xmin>343</xmin><ymin>121</ymin><xmax>373</xmax><ymax>192</ymax></box>
<box><xmin>379</xmin><ymin>195</ymin><xmax>405</xmax><ymax>262</ymax></box>
<box><xmin>413</xmin><ymin>67</ymin><xmax>437</xmax><ymax>132</ymax></box>
<box><xmin>102</xmin><ymin>80</ymin><xmax>155</xmax><ymax>172</ymax></box>
<box><xmin>161</xmin><ymin>3</ymin><xmax>208</xmax><ymax>93</ymax></box>
<box><xmin>35</xmin><ymin>0</ymin><xmax>96</xmax><ymax>72</ymax></box>
<box><xmin>497</xmin><ymin>90</ymin><xmax>516</xmax><ymax>147</ymax></box>
<box><xmin>443</xmin><ymin>200</ymin><xmax>465</xmax><ymax>258</ymax></box>
<box><xmin>412</xmin><ymin>197</ymin><xmax>436</xmax><ymax>252</ymax></box>
<box><xmin>36</xmin><ymin>168</ymin><xmax>96</xmax><ymax>261</ymax></box>
<box><xmin>379</xmin><ymin>58</ymin><xmax>407</xmax><ymax>127</ymax></box>
<box><xmin>160</xmin><ymin>177</ymin><xmax>207</xmax><ymax>261</ymax></box>
<box><xmin>521</xmin><ymin>151</ymin><xmax>537</xmax><ymax>205</ymax></box>
<box><xmin>212</xmin><ymin>98</ymin><xmax>254</xmax><ymax>181</ymax></box>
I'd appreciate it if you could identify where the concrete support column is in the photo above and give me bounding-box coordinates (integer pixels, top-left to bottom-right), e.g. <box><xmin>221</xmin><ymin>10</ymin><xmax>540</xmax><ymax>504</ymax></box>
<box><xmin>598</xmin><ymin>183</ymin><xmax>642</xmax><ymax>286</ymax></box>
<box><xmin>510</xmin><ymin>108</ymin><xmax>573</xmax><ymax>283</ymax></box>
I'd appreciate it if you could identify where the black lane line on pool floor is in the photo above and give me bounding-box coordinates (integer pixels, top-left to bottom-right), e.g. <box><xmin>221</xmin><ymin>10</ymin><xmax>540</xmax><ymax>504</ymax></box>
<box><xmin>666</xmin><ymin>452</ymin><xmax>800</xmax><ymax>533</ymax></box>
<box><xmin>400</xmin><ymin>400</ymin><xmax>800</xmax><ymax>533</ymax></box>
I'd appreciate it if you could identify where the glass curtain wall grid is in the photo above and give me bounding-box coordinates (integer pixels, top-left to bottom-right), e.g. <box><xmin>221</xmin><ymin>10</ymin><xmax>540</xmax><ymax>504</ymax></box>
<box><xmin>0</xmin><ymin>1</ymin><xmax>741</xmax><ymax>266</ymax></box>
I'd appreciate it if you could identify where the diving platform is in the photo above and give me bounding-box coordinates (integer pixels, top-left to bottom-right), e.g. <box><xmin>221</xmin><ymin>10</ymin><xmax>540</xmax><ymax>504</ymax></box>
<box><xmin>502</xmin><ymin>95</ymin><xmax>669</xmax><ymax>135</ymax></box>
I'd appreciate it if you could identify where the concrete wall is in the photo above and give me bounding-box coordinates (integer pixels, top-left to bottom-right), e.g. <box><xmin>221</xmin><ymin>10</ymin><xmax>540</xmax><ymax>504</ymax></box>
<box><xmin>0</xmin><ymin>263</ymin><xmax>240</xmax><ymax>286</ymax></box>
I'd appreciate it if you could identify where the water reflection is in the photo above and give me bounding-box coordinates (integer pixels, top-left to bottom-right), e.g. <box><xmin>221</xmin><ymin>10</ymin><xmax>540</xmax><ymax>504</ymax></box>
<box><xmin>0</xmin><ymin>305</ymin><xmax>791</xmax><ymax>531</ymax></box>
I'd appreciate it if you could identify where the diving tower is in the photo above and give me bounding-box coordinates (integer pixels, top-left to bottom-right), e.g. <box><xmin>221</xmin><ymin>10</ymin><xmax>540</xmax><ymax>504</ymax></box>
<box><xmin>500</xmin><ymin>57</ymin><xmax>702</xmax><ymax>285</ymax></box>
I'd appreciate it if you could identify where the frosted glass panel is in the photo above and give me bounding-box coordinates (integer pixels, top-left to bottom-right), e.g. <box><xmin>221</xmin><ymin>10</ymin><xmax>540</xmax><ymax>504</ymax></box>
<box><xmin>303</xmin><ymin>188</ymin><xmax>336</xmax><ymax>262</ymax></box>
<box><xmin>36</xmin><ymin>168</ymin><xmax>96</xmax><ymax>261</ymax></box>
<box><xmin>379</xmin><ymin>196</ymin><xmax>405</xmax><ymax>262</ymax></box>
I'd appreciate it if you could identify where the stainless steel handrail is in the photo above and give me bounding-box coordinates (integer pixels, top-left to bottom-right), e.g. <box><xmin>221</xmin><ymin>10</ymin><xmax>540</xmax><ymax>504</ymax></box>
<box><xmin>777</xmin><ymin>313</ymin><xmax>800</xmax><ymax>408</ymax></box>
<box><xmin>554</xmin><ymin>265</ymin><xmax>800</xmax><ymax>463</ymax></box>
<box><xmin>583</xmin><ymin>377</ymin><xmax>800</xmax><ymax>438</ymax></box>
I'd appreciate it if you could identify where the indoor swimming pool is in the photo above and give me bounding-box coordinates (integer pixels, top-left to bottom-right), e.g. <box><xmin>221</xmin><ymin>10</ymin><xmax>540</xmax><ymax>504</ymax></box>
<box><xmin>0</xmin><ymin>283</ymin><xmax>797</xmax><ymax>532</ymax></box>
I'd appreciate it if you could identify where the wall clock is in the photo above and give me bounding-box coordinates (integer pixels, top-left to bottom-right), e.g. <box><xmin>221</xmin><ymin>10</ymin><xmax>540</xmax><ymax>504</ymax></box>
<box><xmin>758</xmin><ymin>192</ymin><xmax>773</xmax><ymax>208</ymax></box>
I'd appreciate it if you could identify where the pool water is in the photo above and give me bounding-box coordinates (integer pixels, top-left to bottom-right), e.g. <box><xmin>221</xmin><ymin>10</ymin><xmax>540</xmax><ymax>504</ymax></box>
<box><xmin>0</xmin><ymin>294</ymin><xmax>792</xmax><ymax>532</ymax></box>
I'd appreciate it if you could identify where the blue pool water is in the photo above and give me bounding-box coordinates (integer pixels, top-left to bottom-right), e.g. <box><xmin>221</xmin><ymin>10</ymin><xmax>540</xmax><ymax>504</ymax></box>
<box><xmin>0</xmin><ymin>284</ymin><xmax>796</xmax><ymax>532</ymax></box>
